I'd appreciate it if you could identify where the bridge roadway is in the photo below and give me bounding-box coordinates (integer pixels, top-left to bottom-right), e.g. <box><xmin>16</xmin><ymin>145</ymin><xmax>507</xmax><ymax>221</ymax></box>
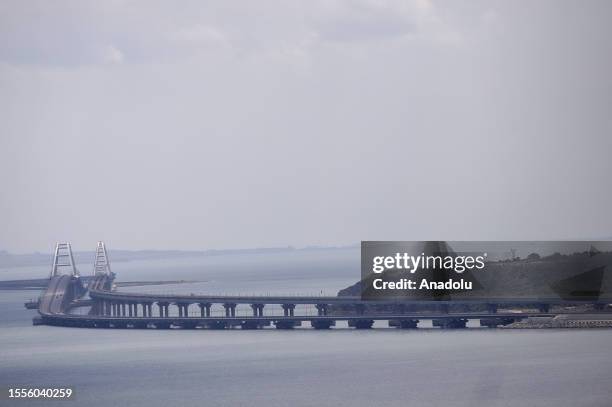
<box><xmin>37</xmin><ymin>275</ymin><xmax>611</xmax><ymax>329</ymax></box>
<box><xmin>38</xmin><ymin>274</ymin><xmax>86</xmax><ymax>315</ymax></box>
<box><xmin>37</xmin><ymin>275</ymin><xmax>99</xmax><ymax>317</ymax></box>
<box><xmin>87</xmin><ymin>289</ymin><xmax>600</xmax><ymax>306</ymax></box>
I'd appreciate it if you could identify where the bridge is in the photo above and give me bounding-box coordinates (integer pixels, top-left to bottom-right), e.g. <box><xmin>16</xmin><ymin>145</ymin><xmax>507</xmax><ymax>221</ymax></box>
<box><xmin>33</xmin><ymin>242</ymin><xmax>611</xmax><ymax>330</ymax></box>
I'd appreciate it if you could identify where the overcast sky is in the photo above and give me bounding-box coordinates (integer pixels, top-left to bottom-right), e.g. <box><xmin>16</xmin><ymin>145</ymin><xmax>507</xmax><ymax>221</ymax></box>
<box><xmin>1</xmin><ymin>0</ymin><xmax>611</xmax><ymax>253</ymax></box>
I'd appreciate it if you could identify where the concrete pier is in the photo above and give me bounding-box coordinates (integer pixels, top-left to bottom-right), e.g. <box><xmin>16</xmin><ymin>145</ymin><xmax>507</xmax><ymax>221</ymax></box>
<box><xmin>315</xmin><ymin>304</ymin><xmax>329</xmax><ymax>316</ymax></box>
<box><xmin>159</xmin><ymin>302</ymin><xmax>169</xmax><ymax>317</ymax></box>
<box><xmin>199</xmin><ymin>303</ymin><xmax>212</xmax><ymax>317</ymax></box>
<box><xmin>433</xmin><ymin>318</ymin><xmax>468</xmax><ymax>329</ymax></box>
<box><xmin>250</xmin><ymin>304</ymin><xmax>265</xmax><ymax>317</ymax></box>
<box><xmin>349</xmin><ymin>319</ymin><xmax>374</xmax><ymax>329</ymax></box>
<box><xmin>177</xmin><ymin>303</ymin><xmax>190</xmax><ymax>318</ymax></box>
<box><xmin>274</xmin><ymin>320</ymin><xmax>301</xmax><ymax>329</ymax></box>
<box><xmin>206</xmin><ymin>320</ymin><xmax>228</xmax><ymax>330</ymax></box>
<box><xmin>241</xmin><ymin>320</ymin><xmax>268</xmax><ymax>329</ymax></box>
<box><xmin>389</xmin><ymin>319</ymin><xmax>419</xmax><ymax>329</ymax></box>
<box><xmin>311</xmin><ymin>319</ymin><xmax>335</xmax><ymax>329</ymax></box>
<box><xmin>479</xmin><ymin>317</ymin><xmax>516</xmax><ymax>328</ymax></box>
<box><xmin>281</xmin><ymin>304</ymin><xmax>295</xmax><ymax>317</ymax></box>
<box><xmin>224</xmin><ymin>303</ymin><xmax>236</xmax><ymax>317</ymax></box>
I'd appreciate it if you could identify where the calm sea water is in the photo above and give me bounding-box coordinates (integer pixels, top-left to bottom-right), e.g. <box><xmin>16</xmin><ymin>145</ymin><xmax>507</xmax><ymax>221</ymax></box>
<box><xmin>1</xmin><ymin>248</ymin><xmax>612</xmax><ymax>406</ymax></box>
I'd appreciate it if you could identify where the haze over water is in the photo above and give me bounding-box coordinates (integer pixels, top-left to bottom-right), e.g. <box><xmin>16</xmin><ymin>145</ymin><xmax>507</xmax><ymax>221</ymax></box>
<box><xmin>1</xmin><ymin>249</ymin><xmax>612</xmax><ymax>406</ymax></box>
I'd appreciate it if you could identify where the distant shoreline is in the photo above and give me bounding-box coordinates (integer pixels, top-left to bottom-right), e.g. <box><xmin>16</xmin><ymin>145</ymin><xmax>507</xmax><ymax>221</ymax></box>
<box><xmin>0</xmin><ymin>278</ymin><xmax>201</xmax><ymax>290</ymax></box>
<box><xmin>0</xmin><ymin>245</ymin><xmax>359</xmax><ymax>269</ymax></box>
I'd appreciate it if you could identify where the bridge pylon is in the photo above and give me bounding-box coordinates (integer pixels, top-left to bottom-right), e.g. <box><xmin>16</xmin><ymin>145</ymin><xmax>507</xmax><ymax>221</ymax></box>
<box><xmin>50</xmin><ymin>242</ymin><xmax>79</xmax><ymax>278</ymax></box>
<box><xmin>93</xmin><ymin>241</ymin><xmax>112</xmax><ymax>276</ymax></box>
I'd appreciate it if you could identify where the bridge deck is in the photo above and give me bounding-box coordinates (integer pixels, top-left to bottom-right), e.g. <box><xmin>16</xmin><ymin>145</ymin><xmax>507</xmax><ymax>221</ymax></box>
<box><xmin>35</xmin><ymin>274</ymin><xmax>612</xmax><ymax>329</ymax></box>
<box><xmin>87</xmin><ymin>289</ymin><xmax>605</xmax><ymax>305</ymax></box>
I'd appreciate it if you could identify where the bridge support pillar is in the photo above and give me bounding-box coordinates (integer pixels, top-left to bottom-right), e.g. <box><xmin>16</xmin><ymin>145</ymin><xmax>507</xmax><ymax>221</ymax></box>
<box><xmin>486</xmin><ymin>303</ymin><xmax>498</xmax><ymax>314</ymax></box>
<box><xmin>354</xmin><ymin>304</ymin><xmax>366</xmax><ymax>316</ymax></box>
<box><xmin>223</xmin><ymin>303</ymin><xmax>236</xmax><ymax>317</ymax></box>
<box><xmin>395</xmin><ymin>303</ymin><xmax>407</xmax><ymax>314</ymax></box>
<box><xmin>92</xmin><ymin>300</ymin><xmax>100</xmax><ymax>315</ymax></box>
<box><xmin>282</xmin><ymin>304</ymin><xmax>295</xmax><ymax>317</ymax></box>
<box><xmin>142</xmin><ymin>303</ymin><xmax>152</xmax><ymax>317</ymax></box>
<box><xmin>315</xmin><ymin>304</ymin><xmax>329</xmax><ymax>316</ymax></box>
<box><xmin>178</xmin><ymin>303</ymin><xmax>190</xmax><ymax>318</ymax></box>
<box><xmin>158</xmin><ymin>302</ymin><xmax>169</xmax><ymax>317</ymax></box>
<box><xmin>537</xmin><ymin>303</ymin><xmax>550</xmax><ymax>313</ymax></box>
<box><xmin>251</xmin><ymin>304</ymin><xmax>264</xmax><ymax>317</ymax></box>
<box><xmin>199</xmin><ymin>303</ymin><xmax>211</xmax><ymax>317</ymax></box>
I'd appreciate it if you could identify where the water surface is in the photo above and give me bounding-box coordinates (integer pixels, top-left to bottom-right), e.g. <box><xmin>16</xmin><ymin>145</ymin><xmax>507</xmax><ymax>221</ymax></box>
<box><xmin>1</xmin><ymin>250</ymin><xmax>611</xmax><ymax>406</ymax></box>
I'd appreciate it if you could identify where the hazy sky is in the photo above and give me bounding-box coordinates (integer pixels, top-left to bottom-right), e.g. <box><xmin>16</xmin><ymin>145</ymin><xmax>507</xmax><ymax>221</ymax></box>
<box><xmin>1</xmin><ymin>1</ymin><xmax>611</xmax><ymax>253</ymax></box>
